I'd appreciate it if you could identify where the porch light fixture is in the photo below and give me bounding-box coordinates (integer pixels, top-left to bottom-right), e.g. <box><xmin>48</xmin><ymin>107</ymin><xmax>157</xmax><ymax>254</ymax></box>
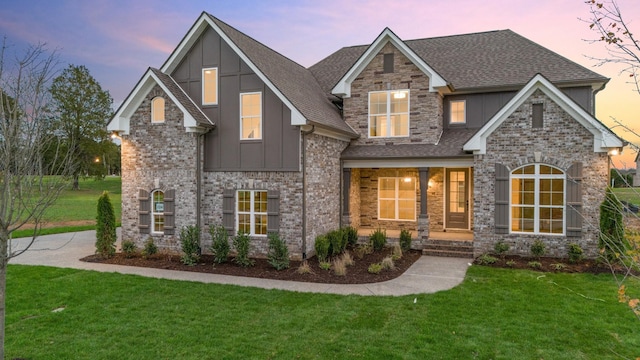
<box><xmin>110</xmin><ymin>131</ymin><xmax>120</xmax><ymax>139</ymax></box>
<box><xmin>608</xmin><ymin>148</ymin><xmax>622</xmax><ymax>156</ymax></box>
<box><xmin>428</xmin><ymin>180</ymin><xmax>434</xmax><ymax>188</ymax></box>
<box><xmin>393</xmin><ymin>91</ymin><xmax>406</xmax><ymax>99</ymax></box>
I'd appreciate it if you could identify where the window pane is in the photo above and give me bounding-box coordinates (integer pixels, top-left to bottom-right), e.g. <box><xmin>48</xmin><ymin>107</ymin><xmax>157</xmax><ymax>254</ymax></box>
<box><xmin>398</xmin><ymin>200</ymin><xmax>415</xmax><ymax>220</ymax></box>
<box><xmin>450</xmin><ymin>101</ymin><xmax>465</xmax><ymax>123</ymax></box>
<box><xmin>369</xmin><ymin>115</ymin><xmax>387</xmax><ymax>137</ymax></box>
<box><xmin>203</xmin><ymin>68</ymin><xmax>218</xmax><ymax>104</ymax></box>
<box><xmin>370</xmin><ymin>92</ymin><xmax>387</xmax><ymax>114</ymax></box>
<box><xmin>390</xmin><ymin>92</ymin><xmax>408</xmax><ymax>113</ymax></box>
<box><xmin>238</xmin><ymin>214</ymin><xmax>251</xmax><ymax>234</ymax></box>
<box><xmin>255</xmin><ymin>191</ymin><xmax>267</xmax><ymax>213</ymax></box>
<box><xmin>154</xmin><ymin>215</ymin><xmax>164</xmax><ymax>232</ymax></box>
<box><xmin>255</xmin><ymin>214</ymin><xmax>267</xmax><ymax>235</ymax></box>
<box><xmin>379</xmin><ymin>200</ymin><xmax>395</xmax><ymax>219</ymax></box>
<box><xmin>241</xmin><ymin>93</ymin><xmax>261</xmax><ymax>140</ymax></box>
<box><xmin>390</xmin><ymin>114</ymin><xmax>408</xmax><ymax>136</ymax></box>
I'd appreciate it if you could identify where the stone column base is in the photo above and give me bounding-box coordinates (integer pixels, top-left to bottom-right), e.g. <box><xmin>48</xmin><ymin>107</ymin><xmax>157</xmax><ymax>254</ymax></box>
<box><xmin>417</xmin><ymin>216</ymin><xmax>429</xmax><ymax>249</ymax></box>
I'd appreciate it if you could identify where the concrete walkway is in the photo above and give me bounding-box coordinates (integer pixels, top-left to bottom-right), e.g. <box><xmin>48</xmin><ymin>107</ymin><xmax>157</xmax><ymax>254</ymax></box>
<box><xmin>9</xmin><ymin>230</ymin><xmax>471</xmax><ymax>296</ymax></box>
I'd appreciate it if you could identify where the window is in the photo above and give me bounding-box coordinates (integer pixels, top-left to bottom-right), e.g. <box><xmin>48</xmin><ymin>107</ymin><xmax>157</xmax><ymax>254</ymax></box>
<box><xmin>237</xmin><ymin>190</ymin><xmax>267</xmax><ymax>235</ymax></box>
<box><xmin>383</xmin><ymin>53</ymin><xmax>394</xmax><ymax>73</ymax></box>
<box><xmin>202</xmin><ymin>68</ymin><xmax>218</xmax><ymax>105</ymax></box>
<box><xmin>532</xmin><ymin>103</ymin><xmax>543</xmax><ymax>128</ymax></box>
<box><xmin>369</xmin><ymin>90</ymin><xmax>409</xmax><ymax>137</ymax></box>
<box><xmin>450</xmin><ymin>100</ymin><xmax>466</xmax><ymax>124</ymax></box>
<box><xmin>378</xmin><ymin>177</ymin><xmax>416</xmax><ymax>221</ymax></box>
<box><xmin>151</xmin><ymin>190</ymin><xmax>165</xmax><ymax>233</ymax></box>
<box><xmin>511</xmin><ymin>164</ymin><xmax>565</xmax><ymax>234</ymax></box>
<box><xmin>240</xmin><ymin>92</ymin><xmax>262</xmax><ymax>140</ymax></box>
<box><xmin>151</xmin><ymin>97</ymin><xmax>165</xmax><ymax>123</ymax></box>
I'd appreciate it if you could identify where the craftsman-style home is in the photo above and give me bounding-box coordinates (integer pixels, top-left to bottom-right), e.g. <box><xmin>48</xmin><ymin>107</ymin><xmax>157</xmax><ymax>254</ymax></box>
<box><xmin>108</xmin><ymin>12</ymin><xmax>623</xmax><ymax>259</ymax></box>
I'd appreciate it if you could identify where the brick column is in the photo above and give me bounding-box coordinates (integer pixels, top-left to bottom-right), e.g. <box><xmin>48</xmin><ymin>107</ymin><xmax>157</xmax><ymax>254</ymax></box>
<box><xmin>418</xmin><ymin>167</ymin><xmax>430</xmax><ymax>248</ymax></box>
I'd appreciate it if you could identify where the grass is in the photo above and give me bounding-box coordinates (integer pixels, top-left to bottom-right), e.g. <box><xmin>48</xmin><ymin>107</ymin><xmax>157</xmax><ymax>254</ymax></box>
<box><xmin>11</xmin><ymin>176</ymin><xmax>121</xmax><ymax>238</ymax></box>
<box><xmin>5</xmin><ymin>265</ymin><xmax>639</xmax><ymax>359</ymax></box>
<box><xmin>612</xmin><ymin>187</ymin><xmax>640</xmax><ymax>205</ymax></box>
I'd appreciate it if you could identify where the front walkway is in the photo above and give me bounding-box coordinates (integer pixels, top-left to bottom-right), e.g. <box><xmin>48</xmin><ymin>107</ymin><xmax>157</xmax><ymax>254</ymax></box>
<box><xmin>9</xmin><ymin>230</ymin><xmax>471</xmax><ymax>296</ymax></box>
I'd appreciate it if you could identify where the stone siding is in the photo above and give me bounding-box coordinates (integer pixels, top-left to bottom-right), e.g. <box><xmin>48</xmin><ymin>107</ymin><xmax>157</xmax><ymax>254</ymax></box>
<box><xmin>427</xmin><ymin>168</ymin><xmax>444</xmax><ymax>232</ymax></box>
<box><xmin>343</xmin><ymin>42</ymin><xmax>442</xmax><ymax>146</ymax></box>
<box><xmin>473</xmin><ymin>90</ymin><xmax>609</xmax><ymax>258</ymax></box>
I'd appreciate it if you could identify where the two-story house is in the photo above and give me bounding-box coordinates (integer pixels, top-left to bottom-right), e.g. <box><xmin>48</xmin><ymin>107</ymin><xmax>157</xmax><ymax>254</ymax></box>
<box><xmin>108</xmin><ymin>12</ymin><xmax>623</xmax><ymax>260</ymax></box>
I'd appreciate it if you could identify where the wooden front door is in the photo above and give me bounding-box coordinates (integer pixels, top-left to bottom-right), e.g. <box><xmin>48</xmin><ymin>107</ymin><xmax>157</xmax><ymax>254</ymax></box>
<box><xmin>446</xmin><ymin>168</ymin><xmax>469</xmax><ymax>229</ymax></box>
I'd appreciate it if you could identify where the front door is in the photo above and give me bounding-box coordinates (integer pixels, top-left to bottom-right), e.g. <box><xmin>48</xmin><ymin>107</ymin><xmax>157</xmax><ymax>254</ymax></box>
<box><xmin>446</xmin><ymin>168</ymin><xmax>469</xmax><ymax>229</ymax></box>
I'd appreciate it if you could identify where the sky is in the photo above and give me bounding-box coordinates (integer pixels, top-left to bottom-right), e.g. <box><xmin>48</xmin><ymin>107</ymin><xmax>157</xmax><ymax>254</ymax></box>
<box><xmin>1</xmin><ymin>0</ymin><xmax>639</xmax><ymax>168</ymax></box>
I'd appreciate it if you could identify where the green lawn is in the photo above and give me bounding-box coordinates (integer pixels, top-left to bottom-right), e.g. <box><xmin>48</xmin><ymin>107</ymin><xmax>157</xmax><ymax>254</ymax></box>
<box><xmin>5</xmin><ymin>265</ymin><xmax>639</xmax><ymax>359</ymax></box>
<box><xmin>613</xmin><ymin>187</ymin><xmax>640</xmax><ymax>205</ymax></box>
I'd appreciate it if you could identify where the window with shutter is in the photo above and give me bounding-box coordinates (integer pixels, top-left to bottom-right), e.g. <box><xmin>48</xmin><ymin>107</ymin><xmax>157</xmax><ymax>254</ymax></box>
<box><xmin>164</xmin><ymin>189</ymin><xmax>175</xmax><ymax>235</ymax></box>
<box><xmin>494</xmin><ymin>163</ymin><xmax>510</xmax><ymax>234</ymax></box>
<box><xmin>566</xmin><ymin>162</ymin><xmax>583</xmax><ymax>237</ymax></box>
<box><xmin>138</xmin><ymin>189</ymin><xmax>150</xmax><ymax>234</ymax></box>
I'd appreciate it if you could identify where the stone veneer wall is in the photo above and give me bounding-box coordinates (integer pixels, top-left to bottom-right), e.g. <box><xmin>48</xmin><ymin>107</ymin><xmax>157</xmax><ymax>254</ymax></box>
<box><xmin>427</xmin><ymin>168</ymin><xmax>444</xmax><ymax>232</ymax></box>
<box><xmin>347</xmin><ymin>168</ymin><xmax>362</xmax><ymax>229</ymax></box>
<box><xmin>304</xmin><ymin>133</ymin><xmax>349</xmax><ymax>258</ymax></box>
<box><xmin>343</xmin><ymin>43</ymin><xmax>442</xmax><ymax>146</ymax></box>
<box><xmin>120</xmin><ymin>85</ymin><xmax>198</xmax><ymax>250</ymax></box>
<box><xmin>473</xmin><ymin>90</ymin><xmax>609</xmax><ymax>258</ymax></box>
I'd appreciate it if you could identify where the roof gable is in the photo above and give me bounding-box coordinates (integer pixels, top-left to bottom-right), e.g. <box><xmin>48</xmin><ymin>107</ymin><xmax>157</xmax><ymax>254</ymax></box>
<box><xmin>463</xmin><ymin>74</ymin><xmax>623</xmax><ymax>154</ymax></box>
<box><xmin>107</xmin><ymin>68</ymin><xmax>213</xmax><ymax>135</ymax></box>
<box><xmin>331</xmin><ymin>28</ymin><xmax>448</xmax><ymax>97</ymax></box>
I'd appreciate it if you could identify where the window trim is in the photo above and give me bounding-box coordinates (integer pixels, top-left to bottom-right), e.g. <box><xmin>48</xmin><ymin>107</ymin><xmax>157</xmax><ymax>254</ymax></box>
<box><xmin>236</xmin><ymin>190</ymin><xmax>268</xmax><ymax>236</ymax></box>
<box><xmin>151</xmin><ymin>189</ymin><xmax>165</xmax><ymax>234</ymax></box>
<box><xmin>239</xmin><ymin>92</ymin><xmax>263</xmax><ymax>141</ymax></box>
<box><xmin>151</xmin><ymin>97</ymin><xmax>165</xmax><ymax>123</ymax></box>
<box><xmin>509</xmin><ymin>164</ymin><xmax>566</xmax><ymax>235</ymax></box>
<box><xmin>378</xmin><ymin>177</ymin><xmax>416</xmax><ymax>221</ymax></box>
<box><xmin>368</xmin><ymin>90</ymin><xmax>410</xmax><ymax>138</ymax></box>
<box><xmin>450</xmin><ymin>100</ymin><xmax>466</xmax><ymax>124</ymax></box>
<box><xmin>202</xmin><ymin>67</ymin><xmax>218</xmax><ymax>105</ymax></box>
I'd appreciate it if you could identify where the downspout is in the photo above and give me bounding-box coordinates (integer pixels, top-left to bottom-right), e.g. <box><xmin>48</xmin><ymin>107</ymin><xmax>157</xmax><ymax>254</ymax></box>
<box><xmin>301</xmin><ymin>125</ymin><xmax>315</xmax><ymax>260</ymax></box>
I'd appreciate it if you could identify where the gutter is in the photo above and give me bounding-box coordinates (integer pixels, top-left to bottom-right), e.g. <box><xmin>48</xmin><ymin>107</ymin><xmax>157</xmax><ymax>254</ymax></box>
<box><xmin>301</xmin><ymin>125</ymin><xmax>315</xmax><ymax>260</ymax></box>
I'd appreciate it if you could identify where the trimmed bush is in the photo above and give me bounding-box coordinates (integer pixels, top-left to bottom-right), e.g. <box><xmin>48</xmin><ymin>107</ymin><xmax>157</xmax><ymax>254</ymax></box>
<box><xmin>476</xmin><ymin>253</ymin><xmax>498</xmax><ymax>265</ymax></box>
<box><xmin>180</xmin><ymin>225</ymin><xmax>201</xmax><ymax>265</ymax></box>
<box><xmin>399</xmin><ymin>229</ymin><xmax>412</xmax><ymax>251</ymax></box>
<box><xmin>368</xmin><ymin>263</ymin><xmax>383</xmax><ymax>274</ymax></box>
<box><xmin>327</xmin><ymin>229</ymin><xmax>347</xmax><ymax>256</ymax></box>
<box><xmin>122</xmin><ymin>240</ymin><xmax>137</xmax><ymax>258</ymax></box>
<box><xmin>493</xmin><ymin>241</ymin><xmax>509</xmax><ymax>258</ymax></box>
<box><xmin>369</xmin><ymin>228</ymin><xmax>387</xmax><ymax>251</ymax></box>
<box><xmin>567</xmin><ymin>243</ymin><xmax>584</xmax><ymax>264</ymax></box>
<box><xmin>319</xmin><ymin>261</ymin><xmax>331</xmax><ymax>270</ymax></box>
<box><xmin>315</xmin><ymin>235</ymin><xmax>330</xmax><ymax>262</ymax></box>
<box><xmin>95</xmin><ymin>191</ymin><xmax>116</xmax><ymax>259</ymax></box>
<box><xmin>142</xmin><ymin>237</ymin><xmax>157</xmax><ymax>258</ymax></box>
<box><xmin>599</xmin><ymin>187</ymin><xmax>627</xmax><ymax>260</ymax></box>
<box><xmin>267</xmin><ymin>232</ymin><xmax>289</xmax><ymax>270</ymax></box>
<box><xmin>530</xmin><ymin>239</ymin><xmax>546</xmax><ymax>258</ymax></box>
<box><xmin>233</xmin><ymin>232</ymin><xmax>254</xmax><ymax>267</ymax></box>
<box><xmin>342</xmin><ymin>226</ymin><xmax>359</xmax><ymax>247</ymax></box>
<box><xmin>209</xmin><ymin>225</ymin><xmax>230</xmax><ymax>264</ymax></box>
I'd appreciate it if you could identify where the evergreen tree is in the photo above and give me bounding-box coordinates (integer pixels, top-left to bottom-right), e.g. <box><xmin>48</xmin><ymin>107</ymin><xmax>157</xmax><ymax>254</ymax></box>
<box><xmin>96</xmin><ymin>191</ymin><xmax>116</xmax><ymax>258</ymax></box>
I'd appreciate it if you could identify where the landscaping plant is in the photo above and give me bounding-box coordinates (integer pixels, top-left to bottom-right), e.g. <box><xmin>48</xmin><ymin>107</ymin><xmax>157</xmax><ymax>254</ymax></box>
<box><xmin>342</xmin><ymin>226</ymin><xmax>359</xmax><ymax>247</ymax></box>
<box><xmin>369</xmin><ymin>228</ymin><xmax>387</xmax><ymax>251</ymax></box>
<box><xmin>315</xmin><ymin>235</ymin><xmax>330</xmax><ymax>262</ymax></box>
<box><xmin>530</xmin><ymin>239</ymin><xmax>546</xmax><ymax>259</ymax></box>
<box><xmin>180</xmin><ymin>225</ymin><xmax>201</xmax><ymax>265</ymax></box>
<box><xmin>599</xmin><ymin>187</ymin><xmax>627</xmax><ymax>260</ymax></box>
<box><xmin>95</xmin><ymin>191</ymin><xmax>117</xmax><ymax>259</ymax></box>
<box><xmin>327</xmin><ymin>229</ymin><xmax>346</xmax><ymax>256</ymax></box>
<box><xmin>121</xmin><ymin>240</ymin><xmax>137</xmax><ymax>258</ymax></box>
<box><xmin>233</xmin><ymin>232</ymin><xmax>254</xmax><ymax>267</ymax></box>
<box><xmin>567</xmin><ymin>243</ymin><xmax>584</xmax><ymax>264</ymax></box>
<box><xmin>209</xmin><ymin>224</ymin><xmax>230</xmax><ymax>264</ymax></box>
<box><xmin>399</xmin><ymin>229</ymin><xmax>412</xmax><ymax>251</ymax></box>
<box><xmin>267</xmin><ymin>232</ymin><xmax>289</xmax><ymax>270</ymax></box>
<box><xmin>142</xmin><ymin>237</ymin><xmax>158</xmax><ymax>258</ymax></box>
<box><xmin>493</xmin><ymin>241</ymin><xmax>509</xmax><ymax>258</ymax></box>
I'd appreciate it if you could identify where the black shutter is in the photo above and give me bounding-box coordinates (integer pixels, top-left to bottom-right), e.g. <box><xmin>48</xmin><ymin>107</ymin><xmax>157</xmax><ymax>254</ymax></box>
<box><xmin>495</xmin><ymin>163</ymin><xmax>510</xmax><ymax>234</ymax></box>
<box><xmin>267</xmin><ymin>190</ymin><xmax>280</xmax><ymax>233</ymax></box>
<box><xmin>222</xmin><ymin>189</ymin><xmax>235</xmax><ymax>234</ymax></box>
<box><xmin>566</xmin><ymin>162</ymin><xmax>583</xmax><ymax>237</ymax></box>
<box><xmin>163</xmin><ymin>189</ymin><xmax>175</xmax><ymax>235</ymax></box>
<box><xmin>138</xmin><ymin>189</ymin><xmax>150</xmax><ymax>234</ymax></box>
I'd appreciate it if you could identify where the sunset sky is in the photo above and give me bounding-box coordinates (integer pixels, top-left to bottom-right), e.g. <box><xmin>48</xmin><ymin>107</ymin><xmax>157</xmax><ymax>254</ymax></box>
<box><xmin>1</xmin><ymin>0</ymin><xmax>639</xmax><ymax>167</ymax></box>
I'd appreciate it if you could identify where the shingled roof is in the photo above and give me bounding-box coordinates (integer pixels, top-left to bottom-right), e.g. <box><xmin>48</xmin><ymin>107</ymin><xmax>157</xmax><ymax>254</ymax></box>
<box><xmin>310</xmin><ymin>29</ymin><xmax>607</xmax><ymax>94</ymax></box>
<box><xmin>207</xmin><ymin>14</ymin><xmax>357</xmax><ymax>137</ymax></box>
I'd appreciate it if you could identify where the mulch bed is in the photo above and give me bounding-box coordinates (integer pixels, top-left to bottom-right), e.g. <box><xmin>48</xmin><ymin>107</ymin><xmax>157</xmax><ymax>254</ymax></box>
<box><xmin>475</xmin><ymin>255</ymin><xmax>636</xmax><ymax>275</ymax></box>
<box><xmin>81</xmin><ymin>248</ymin><xmax>422</xmax><ymax>284</ymax></box>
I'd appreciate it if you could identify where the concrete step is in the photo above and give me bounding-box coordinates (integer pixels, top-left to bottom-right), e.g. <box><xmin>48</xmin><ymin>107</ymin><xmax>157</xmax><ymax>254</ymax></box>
<box><xmin>423</xmin><ymin>239</ymin><xmax>474</xmax><ymax>258</ymax></box>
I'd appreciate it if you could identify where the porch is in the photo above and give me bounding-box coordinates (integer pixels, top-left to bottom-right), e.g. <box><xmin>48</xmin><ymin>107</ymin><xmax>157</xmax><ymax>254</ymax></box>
<box><xmin>356</xmin><ymin>228</ymin><xmax>474</xmax><ymax>258</ymax></box>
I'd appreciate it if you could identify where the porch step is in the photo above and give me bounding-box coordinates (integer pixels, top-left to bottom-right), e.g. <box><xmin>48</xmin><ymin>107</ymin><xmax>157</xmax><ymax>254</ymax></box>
<box><xmin>422</xmin><ymin>239</ymin><xmax>474</xmax><ymax>258</ymax></box>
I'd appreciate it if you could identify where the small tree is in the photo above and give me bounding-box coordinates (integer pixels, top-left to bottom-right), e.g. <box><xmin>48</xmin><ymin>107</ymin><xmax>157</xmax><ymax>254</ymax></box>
<box><xmin>209</xmin><ymin>224</ymin><xmax>230</xmax><ymax>264</ymax></box>
<box><xmin>599</xmin><ymin>187</ymin><xmax>627</xmax><ymax>260</ymax></box>
<box><xmin>180</xmin><ymin>225</ymin><xmax>201</xmax><ymax>265</ymax></box>
<box><xmin>233</xmin><ymin>232</ymin><xmax>254</xmax><ymax>267</ymax></box>
<box><xmin>95</xmin><ymin>191</ymin><xmax>116</xmax><ymax>258</ymax></box>
<box><xmin>267</xmin><ymin>232</ymin><xmax>289</xmax><ymax>270</ymax></box>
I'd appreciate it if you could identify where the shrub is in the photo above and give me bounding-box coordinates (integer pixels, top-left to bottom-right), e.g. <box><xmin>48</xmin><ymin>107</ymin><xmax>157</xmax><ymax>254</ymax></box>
<box><xmin>267</xmin><ymin>232</ymin><xmax>289</xmax><ymax>270</ymax></box>
<box><xmin>319</xmin><ymin>261</ymin><xmax>331</xmax><ymax>270</ymax></box>
<box><xmin>368</xmin><ymin>263</ymin><xmax>383</xmax><ymax>274</ymax></box>
<box><xmin>341</xmin><ymin>251</ymin><xmax>354</xmax><ymax>266</ymax></box>
<box><xmin>315</xmin><ymin>235</ymin><xmax>330</xmax><ymax>262</ymax></box>
<box><xmin>297</xmin><ymin>261</ymin><xmax>313</xmax><ymax>275</ymax></box>
<box><xmin>342</xmin><ymin>226</ymin><xmax>359</xmax><ymax>247</ymax></box>
<box><xmin>353</xmin><ymin>245</ymin><xmax>366</xmax><ymax>259</ymax></box>
<box><xmin>381</xmin><ymin>256</ymin><xmax>395</xmax><ymax>270</ymax></box>
<box><xmin>505</xmin><ymin>259</ymin><xmax>516</xmax><ymax>267</ymax></box>
<box><xmin>567</xmin><ymin>243</ymin><xmax>584</xmax><ymax>264</ymax></box>
<box><xmin>528</xmin><ymin>261</ymin><xmax>542</xmax><ymax>269</ymax></box>
<box><xmin>333</xmin><ymin>258</ymin><xmax>347</xmax><ymax>276</ymax></box>
<box><xmin>122</xmin><ymin>240</ymin><xmax>137</xmax><ymax>258</ymax></box>
<box><xmin>493</xmin><ymin>241</ymin><xmax>509</xmax><ymax>257</ymax></box>
<box><xmin>209</xmin><ymin>225</ymin><xmax>230</xmax><ymax>264</ymax></box>
<box><xmin>180</xmin><ymin>225</ymin><xmax>201</xmax><ymax>266</ymax></box>
<box><xmin>599</xmin><ymin>186</ymin><xmax>627</xmax><ymax>260</ymax></box>
<box><xmin>399</xmin><ymin>229</ymin><xmax>412</xmax><ymax>251</ymax></box>
<box><xmin>530</xmin><ymin>239</ymin><xmax>546</xmax><ymax>258</ymax></box>
<box><xmin>369</xmin><ymin>228</ymin><xmax>387</xmax><ymax>251</ymax></box>
<box><xmin>95</xmin><ymin>191</ymin><xmax>116</xmax><ymax>259</ymax></box>
<box><xmin>142</xmin><ymin>237</ymin><xmax>157</xmax><ymax>258</ymax></box>
<box><xmin>233</xmin><ymin>232</ymin><xmax>254</xmax><ymax>267</ymax></box>
<box><xmin>391</xmin><ymin>243</ymin><xmax>403</xmax><ymax>261</ymax></box>
<box><xmin>327</xmin><ymin>229</ymin><xmax>347</xmax><ymax>256</ymax></box>
<box><xmin>551</xmin><ymin>263</ymin><xmax>566</xmax><ymax>271</ymax></box>
<box><xmin>476</xmin><ymin>253</ymin><xmax>498</xmax><ymax>265</ymax></box>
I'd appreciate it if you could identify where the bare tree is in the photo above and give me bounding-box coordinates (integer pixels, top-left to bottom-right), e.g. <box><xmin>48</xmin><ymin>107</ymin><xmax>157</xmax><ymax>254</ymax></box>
<box><xmin>0</xmin><ymin>38</ymin><xmax>72</xmax><ymax>358</ymax></box>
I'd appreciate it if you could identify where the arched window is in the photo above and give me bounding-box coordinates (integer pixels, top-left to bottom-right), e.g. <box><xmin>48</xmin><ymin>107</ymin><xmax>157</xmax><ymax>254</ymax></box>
<box><xmin>151</xmin><ymin>190</ymin><xmax>165</xmax><ymax>233</ymax></box>
<box><xmin>511</xmin><ymin>164</ymin><xmax>565</xmax><ymax>234</ymax></box>
<box><xmin>151</xmin><ymin>97</ymin><xmax>165</xmax><ymax>123</ymax></box>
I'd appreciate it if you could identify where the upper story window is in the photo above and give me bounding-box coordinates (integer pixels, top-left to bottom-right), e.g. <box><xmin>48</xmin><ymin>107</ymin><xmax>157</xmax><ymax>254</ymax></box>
<box><xmin>369</xmin><ymin>90</ymin><xmax>409</xmax><ymax>138</ymax></box>
<box><xmin>450</xmin><ymin>100</ymin><xmax>466</xmax><ymax>124</ymax></box>
<box><xmin>237</xmin><ymin>190</ymin><xmax>267</xmax><ymax>236</ymax></box>
<box><xmin>532</xmin><ymin>103</ymin><xmax>544</xmax><ymax>128</ymax></box>
<box><xmin>202</xmin><ymin>68</ymin><xmax>218</xmax><ymax>105</ymax></box>
<box><xmin>240</xmin><ymin>92</ymin><xmax>262</xmax><ymax>140</ymax></box>
<box><xmin>151</xmin><ymin>97</ymin><xmax>165</xmax><ymax>123</ymax></box>
<box><xmin>511</xmin><ymin>164</ymin><xmax>565</xmax><ymax>235</ymax></box>
<box><xmin>151</xmin><ymin>190</ymin><xmax>165</xmax><ymax>233</ymax></box>
<box><xmin>378</xmin><ymin>177</ymin><xmax>416</xmax><ymax>221</ymax></box>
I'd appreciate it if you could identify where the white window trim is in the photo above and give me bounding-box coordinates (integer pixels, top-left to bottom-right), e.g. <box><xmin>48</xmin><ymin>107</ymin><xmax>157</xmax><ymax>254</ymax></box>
<box><xmin>151</xmin><ymin>190</ymin><xmax>164</xmax><ymax>234</ymax></box>
<box><xmin>202</xmin><ymin>67</ymin><xmax>218</xmax><ymax>105</ymax></box>
<box><xmin>509</xmin><ymin>164</ymin><xmax>566</xmax><ymax>236</ymax></box>
<box><xmin>378</xmin><ymin>177</ymin><xmax>416</xmax><ymax>221</ymax></box>
<box><xmin>236</xmin><ymin>190</ymin><xmax>268</xmax><ymax>236</ymax></box>
<box><xmin>240</xmin><ymin>92</ymin><xmax>262</xmax><ymax>141</ymax></box>
<box><xmin>368</xmin><ymin>90</ymin><xmax>410</xmax><ymax>138</ymax></box>
<box><xmin>450</xmin><ymin>100</ymin><xmax>466</xmax><ymax>124</ymax></box>
<box><xmin>151</xmin><ymin>97</ymin><xmax>165</xmax><ymax>123</ymax></box>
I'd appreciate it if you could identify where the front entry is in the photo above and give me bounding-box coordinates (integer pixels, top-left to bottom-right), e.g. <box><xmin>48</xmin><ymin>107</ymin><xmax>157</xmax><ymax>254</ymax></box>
<box><xmin>446</xmin><ymin>168</ymin><xmax>469</xmax><ymax>229</ymax></box>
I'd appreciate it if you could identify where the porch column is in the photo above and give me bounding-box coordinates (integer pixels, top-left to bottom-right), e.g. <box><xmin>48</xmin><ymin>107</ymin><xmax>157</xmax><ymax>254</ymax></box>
<box><xmin>342</xmin><ymin>168</ymin><xmax>351</xmax><ymax>226</ymax></box>
<box><xmin>418</xmin><ymin>167</ymin><xmax>430</xmax><ymax>248</ymax></box>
